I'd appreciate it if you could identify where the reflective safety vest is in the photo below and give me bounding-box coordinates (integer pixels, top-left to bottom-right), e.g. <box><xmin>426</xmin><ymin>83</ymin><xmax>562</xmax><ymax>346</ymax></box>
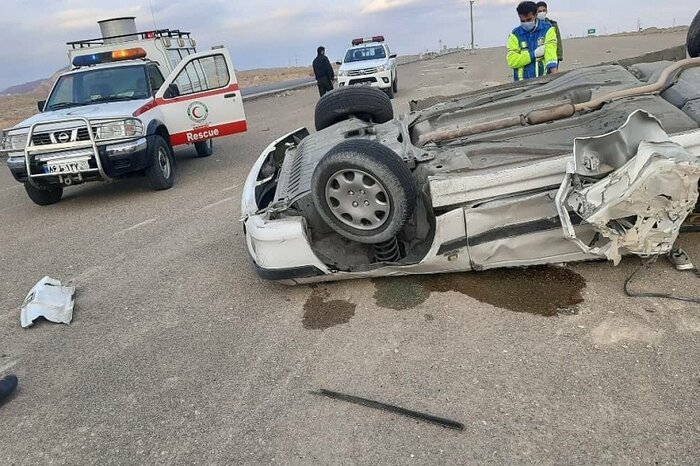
<box><xmin>506</xmin><ymin>20</ymin><xmax>558</xmax><ymax>81</ymax></box>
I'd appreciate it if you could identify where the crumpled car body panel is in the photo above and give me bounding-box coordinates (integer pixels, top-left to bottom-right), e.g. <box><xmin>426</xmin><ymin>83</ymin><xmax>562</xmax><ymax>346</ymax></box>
<box><xmin>20</xmin><ymin>276</ymin><xmax>75</xmax><ymax>328</ymax></box>
<box><xmin>559</xmin><ymin>111</ymin><xmax>700</xmax><ymax>264</ymax></box>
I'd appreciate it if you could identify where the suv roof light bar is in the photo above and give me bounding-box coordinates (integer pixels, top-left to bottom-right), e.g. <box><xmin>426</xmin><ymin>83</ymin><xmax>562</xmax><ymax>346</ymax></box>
<box><xmin>72</xmin><ymin>47</ymin><xmax>147</xmax><ymax>67</ymax></box>
<box><xmin>352</xmin><ymin>35</ymin><xmax>385</xmax><ymax>46</ymax></box>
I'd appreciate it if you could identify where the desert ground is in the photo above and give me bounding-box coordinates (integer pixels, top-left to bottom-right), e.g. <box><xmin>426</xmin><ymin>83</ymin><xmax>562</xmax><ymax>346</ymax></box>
<box><xmin>1</xmin><ymin>30</ymin><xmax>699</xmax><ymax>465</ymax></box>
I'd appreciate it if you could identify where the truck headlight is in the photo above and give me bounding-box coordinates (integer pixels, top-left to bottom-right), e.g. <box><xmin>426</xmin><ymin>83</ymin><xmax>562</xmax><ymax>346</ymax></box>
<box><xmin>338</xmin><ymin>70</ymin><xmax>348</xmax><ymax>77</ymax></box>
<box><xmin>379</xmin><ymin>63</ymin><xmax>391</xmax><ymax>72</ymax></box>
<box><xmin>2</xmin><ymin>132</ymin><xmax>28</xmax><ymax>151</ymax></box>
<box><xmin>95</xmin><ymin>118</ymin><xmax>144</xmax><ymax>140</ymax></box>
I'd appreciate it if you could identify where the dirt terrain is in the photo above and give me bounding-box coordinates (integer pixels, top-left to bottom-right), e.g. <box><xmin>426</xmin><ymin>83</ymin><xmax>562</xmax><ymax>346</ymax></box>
<box><xmin>1</xmin><ymin>29</ymin><xmax>699</xmax><ymax>465</ymax></box>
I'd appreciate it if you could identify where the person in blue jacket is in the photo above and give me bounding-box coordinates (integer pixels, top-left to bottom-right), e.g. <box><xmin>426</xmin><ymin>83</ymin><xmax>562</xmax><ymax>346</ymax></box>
<box><xmin>506</xmin><ymin>1</ymin><xmax>559</xmax><ymax>81</ymax></box>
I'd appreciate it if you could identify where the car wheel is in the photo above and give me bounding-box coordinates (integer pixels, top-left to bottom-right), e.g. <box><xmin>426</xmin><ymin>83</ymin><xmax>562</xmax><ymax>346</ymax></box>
<box><xmin>24</xmin><ymin>183</ymin><xmax>63</xmax><ymax>206</ymax></box>
<box><xmin>194</xmin><ymin>139</ymin><xmax>213</xmax><ymax>157</ymax></box>
<box><xmin>688</xmin><ymin>9</ymin><xmax>700</xmax><ymax>58</ymax></box>
<box><xmin>392</xmin><ymin>74</ymin><xmax>398</xmax><ymax>93</ymax></box>
<box><xmin>314</xmin><ymin>86</ymin><xmax>394</xmax><ymax>131</ymax></box>
<box><xmin>145</xmin><ymin>135</ymin><xmax>175</xmax><ymax>190</ymax></box>
<box><xmin>311</xmin><ymin>139</ymin><xmax>417</xmax><ymax>244</ymax></box>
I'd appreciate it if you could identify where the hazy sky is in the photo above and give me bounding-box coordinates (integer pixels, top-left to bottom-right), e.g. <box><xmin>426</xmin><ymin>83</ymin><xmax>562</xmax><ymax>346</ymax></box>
<box><xmin>1</xmin><ymin>0</ymin><xmax>698</xmax><ymax>90</ymax></box>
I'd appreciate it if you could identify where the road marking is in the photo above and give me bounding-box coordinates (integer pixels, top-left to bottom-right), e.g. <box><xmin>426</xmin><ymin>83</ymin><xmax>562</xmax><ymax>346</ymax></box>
<box><xmin>115</xmin><ymin>217</ymin><xmax>158</xmax><ymax>236</ymax></box>
<box><xmin>198</xmin><ymin>196</ymin><xmax>235</xmax><ymax>212</ymax></box>
<box><xmin>221</xmin><ymin>184</ymin><xmax>239</xmax><ymax>192</ymax></box>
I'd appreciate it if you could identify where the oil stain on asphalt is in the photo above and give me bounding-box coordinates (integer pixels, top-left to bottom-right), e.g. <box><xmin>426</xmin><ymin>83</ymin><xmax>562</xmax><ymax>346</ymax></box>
<box><xmin>303</xmin><ymin>287</ymin><xmax>357</xmax><ymax>330</ymax></box>
<box><xmin>372</xmin><ymin>266</ymin><xmax>586</xmax><ymax>316</ymax></box>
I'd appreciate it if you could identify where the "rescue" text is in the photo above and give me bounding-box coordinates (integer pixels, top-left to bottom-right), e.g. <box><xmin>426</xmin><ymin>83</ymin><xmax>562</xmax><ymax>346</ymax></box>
<box><xmin>186</xmin><ymin>128</ymin><xmax>220</xmax><ymax>142</ymax></box>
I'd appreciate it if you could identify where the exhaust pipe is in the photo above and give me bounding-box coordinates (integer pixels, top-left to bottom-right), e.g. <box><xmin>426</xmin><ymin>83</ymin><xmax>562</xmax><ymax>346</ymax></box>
<box><xmin>416</xmin><ymin>57</ymin><xmax>700</xmax><ymax>147</ymax></box>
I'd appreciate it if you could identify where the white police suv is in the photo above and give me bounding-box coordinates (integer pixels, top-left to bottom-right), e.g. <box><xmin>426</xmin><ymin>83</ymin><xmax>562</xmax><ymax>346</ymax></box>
<box><xmin>336</xmin><ymin>36</ymin><xmax>398</xmax><ymax>99</ymax></box>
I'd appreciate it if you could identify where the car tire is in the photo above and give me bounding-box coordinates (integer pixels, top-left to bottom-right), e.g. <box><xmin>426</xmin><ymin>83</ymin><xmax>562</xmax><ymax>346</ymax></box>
<box><xmin>145</xmin><ymin>135</ymin><xmax>175</xmax><ymax>190</ymax></box>
<box><xmin>24</xmin><ymin>183</ymin><xmax>63</xmax><ymax>206</ymax></box>
<box><xmin>688</xmin><ymin>9</ymin><xmax>700</xmax><ymax>58</ymax></box>
<box><xmin>314</xmin><ymin>86</ymin><xmax>394</xmax><ymax>131</ymax></box>
<box><xmin>392</xmin><ymin>74</ymin><xmax>398</xmax><ymax>93</ymax></box>
<box><xmin>311</xmin><ymin>139</ymin><xmax>417</xmax><ymax>244</ymax></box>
<box><xmin>194</xmin><ymin>139</ymin><xmax>213</xmax><ymax>157</ymax></box>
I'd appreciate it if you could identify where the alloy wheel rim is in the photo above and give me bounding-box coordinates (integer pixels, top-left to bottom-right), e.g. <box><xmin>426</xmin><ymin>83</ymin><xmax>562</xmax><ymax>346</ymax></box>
<box><xmin>325</xmin><ymin>168</ymin><xmax>390</xmax><ymax>230</ymax></box>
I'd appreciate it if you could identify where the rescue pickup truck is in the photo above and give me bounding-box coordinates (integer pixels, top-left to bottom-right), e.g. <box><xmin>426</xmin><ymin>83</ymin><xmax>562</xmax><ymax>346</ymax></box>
<box><xmin>0</xmin><ymin>17</ymin><xmax>247</xmax><ymax>205</ymax></box>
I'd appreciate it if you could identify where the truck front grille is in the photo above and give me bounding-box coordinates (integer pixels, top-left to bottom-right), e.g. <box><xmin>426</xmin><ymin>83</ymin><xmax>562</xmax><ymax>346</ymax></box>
<box><xmin>31</xmin><ymin>128</ymin><xmax>92</xmax><ymax>146</ymax></box>
<box><xmin>347</xmin><ymin>67</ymin><xmax>379</xmax><ymax>76</ymax></box>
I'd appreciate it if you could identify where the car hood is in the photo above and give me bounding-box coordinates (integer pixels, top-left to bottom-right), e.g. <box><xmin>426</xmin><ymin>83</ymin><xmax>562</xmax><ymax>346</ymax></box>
<box><xmin>9</xmin><ymin>98</ymin><xmax>151</xmax><ymax>131</ymax></box>
<box><xmin>340</xmin><ymin>59</ymin><xmax>388</xmax><ymax>71</ymax></box>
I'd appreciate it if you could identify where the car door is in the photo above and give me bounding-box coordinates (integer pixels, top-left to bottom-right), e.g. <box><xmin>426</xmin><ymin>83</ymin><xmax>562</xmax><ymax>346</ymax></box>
<box><xmin>155</xmin><ymin>48</ymin><xmax>247</xmax><ymax>146</ymax></box>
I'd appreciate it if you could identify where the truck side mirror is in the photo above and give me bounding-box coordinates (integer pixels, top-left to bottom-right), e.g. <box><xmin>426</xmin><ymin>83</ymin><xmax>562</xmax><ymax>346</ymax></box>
<box><xmin>37</xmin><ymin>100</ymin><xmax>46</xmax><ymax>112</ymax></box>
<box><xmin>389</xmin><ymin>54</ymin><xmax>397</xmax><ymax>59</ymax></box>
<box><xmin>164</xmin><ymin>83</ymin><xmax>180</xmax><ymax>99</ymax></box>
<box><xmin>335</xmin><ymin>61</ymin><xmax>342</xmax><ymax>66</ymax></box>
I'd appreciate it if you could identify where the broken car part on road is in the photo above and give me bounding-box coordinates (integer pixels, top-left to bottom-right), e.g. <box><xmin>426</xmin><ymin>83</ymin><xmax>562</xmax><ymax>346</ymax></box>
<box><xmin>20</xmin><ymin>277</ymin><xmax>75</xmax><ymax>328</ymax></box>
<box><xmin>312</xmin><ymin>389</ymin><xmax>465</xmax><ymax>431</ymax></box>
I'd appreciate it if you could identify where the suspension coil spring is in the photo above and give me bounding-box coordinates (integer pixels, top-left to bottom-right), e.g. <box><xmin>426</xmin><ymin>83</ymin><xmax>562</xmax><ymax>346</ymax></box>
<box><xmin>373</xmin><ymin>237</ymin><xmax>401</xmax><ymax>263</ymax></box>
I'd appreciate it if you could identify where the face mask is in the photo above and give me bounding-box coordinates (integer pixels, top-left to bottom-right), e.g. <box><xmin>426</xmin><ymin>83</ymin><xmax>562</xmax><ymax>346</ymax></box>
<box><xmin>521</xmin><ymin>20</ymin><xmax>536</xmax><ymax>32</ymax></box>
<box><xmin>537</xmin><ymin>12</ymin><xmax>547</xmax><ymax>20</ymax></box>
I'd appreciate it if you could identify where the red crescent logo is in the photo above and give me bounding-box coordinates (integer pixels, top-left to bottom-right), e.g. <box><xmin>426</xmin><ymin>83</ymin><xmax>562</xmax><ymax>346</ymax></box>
<box><xmin>191</xmin><ymin>106</ymin><xmax>203</xmax><ymax>119</ymax></box>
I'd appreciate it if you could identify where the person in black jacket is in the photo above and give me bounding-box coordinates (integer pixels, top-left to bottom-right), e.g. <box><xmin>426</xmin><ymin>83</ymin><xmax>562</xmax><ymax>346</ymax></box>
<box><xmin>313</xmin><ymin>46</ymin><xmax>335</xmax><ymax>97</ymax></box>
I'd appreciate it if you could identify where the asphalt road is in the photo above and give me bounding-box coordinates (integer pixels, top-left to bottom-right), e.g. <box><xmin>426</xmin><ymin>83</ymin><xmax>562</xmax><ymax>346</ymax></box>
<box><xmin>1</xmin><ymin>32</ymin><xmax>699</xmax><ymax>465</ymax></box>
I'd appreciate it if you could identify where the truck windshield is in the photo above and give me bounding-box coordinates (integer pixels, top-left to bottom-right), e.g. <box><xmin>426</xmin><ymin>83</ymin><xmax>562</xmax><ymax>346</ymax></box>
<box><xmin>344</xmin><ymin>46</ymin><xmax>386</xmax><ymax>63</ymax></box>
<box><xmin>45</xmin><ymin>65</ymin><xmax>151</xmax><ymax>111</ymax></box>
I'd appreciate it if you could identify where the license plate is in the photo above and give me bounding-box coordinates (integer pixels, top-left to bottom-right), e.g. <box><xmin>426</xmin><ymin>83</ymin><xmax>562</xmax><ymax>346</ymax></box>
<box><xmin>47</xmin><ymin>159</ymin><xmax>90</xmax><ymax>174</ymax></box>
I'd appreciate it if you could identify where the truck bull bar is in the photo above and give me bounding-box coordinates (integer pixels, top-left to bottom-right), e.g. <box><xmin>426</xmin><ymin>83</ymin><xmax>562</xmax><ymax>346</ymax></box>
<box><xmin>22</xmin><ymin>117</ymin><xmax>134</xmax><ymax>188</ymax></box>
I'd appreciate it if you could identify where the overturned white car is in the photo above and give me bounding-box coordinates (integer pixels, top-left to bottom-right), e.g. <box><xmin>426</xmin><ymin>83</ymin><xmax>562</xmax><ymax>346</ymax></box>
<box><xmin>242</xmin><ymin>30</ymin><xmax>700</xmax><ymax>284</ymax></box>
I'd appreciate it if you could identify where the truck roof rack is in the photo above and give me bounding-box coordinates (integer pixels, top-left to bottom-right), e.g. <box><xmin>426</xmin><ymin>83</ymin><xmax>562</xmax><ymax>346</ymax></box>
<box><xmin>67</xmin><ymin>29</ymin><xmax>192</xmax><ymax>49</ymax></box>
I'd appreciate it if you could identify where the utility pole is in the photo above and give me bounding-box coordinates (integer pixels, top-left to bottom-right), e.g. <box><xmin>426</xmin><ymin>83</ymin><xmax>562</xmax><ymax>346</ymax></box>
<box><xmin>469</xmin><ymin>1</ymin><xmax>475</xmax><ymax>51</ymax></box>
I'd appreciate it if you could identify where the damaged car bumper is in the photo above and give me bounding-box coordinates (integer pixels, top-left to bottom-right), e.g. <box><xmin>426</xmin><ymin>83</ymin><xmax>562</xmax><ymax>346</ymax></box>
<box><xmin>558</xmin><ymin>111</ymin><xmax>700</xmax><ymax>264</ymax></box>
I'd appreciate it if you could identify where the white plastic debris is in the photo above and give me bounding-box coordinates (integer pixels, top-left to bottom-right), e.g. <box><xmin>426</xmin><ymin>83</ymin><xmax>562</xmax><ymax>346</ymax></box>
<box><xmin>20</xmin><ymin>277</ymin><xmax>75</xmax><ymax>328</ymax></box>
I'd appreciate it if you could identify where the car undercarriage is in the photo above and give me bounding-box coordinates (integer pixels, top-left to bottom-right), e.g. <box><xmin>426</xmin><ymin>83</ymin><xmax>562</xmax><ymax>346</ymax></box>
<box><xmin>243</xmin><ymin>43</ymin><xmax>700</xmax><ymax>284</ymax></box>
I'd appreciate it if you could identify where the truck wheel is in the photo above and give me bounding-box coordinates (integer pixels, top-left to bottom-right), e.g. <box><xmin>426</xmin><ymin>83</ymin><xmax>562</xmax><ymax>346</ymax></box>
<box><xmin>392</xmin><ymin>75</ymin><xmax>398</xmax><ymax>93</ymax></box>
<box><xmin>194</xmin><ymin>139</ymin><xmax>213</xmax><ymax>157</ymax></box>
<box><xmin>311</xmin><ymin>139</ymin><xmax>416</xmax><ymax>244</ymax></box>
<box><xmin>688</xmin><ymin>9</ymin><xmax>700</xmax><ymax>58</ymax></box>
<box><xmin>315</xmin><ymin>87</ymin><xmax>394</xmax><ymax>131</ymax></box>
<box><xmin>145</xmin><ymin>135</ymin><xmax>175</xmax><ymax>190</ymax></box>
<box><xmin>385</xmin><ymin>84</ymin><xmax>395</xmax><ymax>99</ymax></box>
<box><xmin>24</xmin><ymin>183</ymin><xmax>63</xmax><ymax>206</ymax></box>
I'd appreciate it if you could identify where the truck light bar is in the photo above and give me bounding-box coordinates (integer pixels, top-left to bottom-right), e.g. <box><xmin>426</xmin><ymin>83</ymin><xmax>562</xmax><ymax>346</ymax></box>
<box><xmin>72</xmin><ymin>47</ymin><xmax>147</xmax><ymax>67</ymax></box>
<box><xmin>352</xmin><ymin>36</ymin><xmax>385</xmax><ymax>46</ymax></box>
